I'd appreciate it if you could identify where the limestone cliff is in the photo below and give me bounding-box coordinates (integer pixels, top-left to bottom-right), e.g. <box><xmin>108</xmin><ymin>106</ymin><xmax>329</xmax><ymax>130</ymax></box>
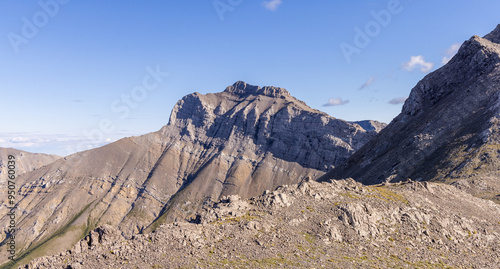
<box><xmin>0</xmin><ymin>82</ymin><xmax>382</xmax><ymax>266</ymax></box>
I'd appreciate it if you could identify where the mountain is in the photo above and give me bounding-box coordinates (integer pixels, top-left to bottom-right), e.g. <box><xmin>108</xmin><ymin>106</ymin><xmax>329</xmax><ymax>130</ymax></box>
<box><xmin>23</xmin><ymin>178</ymin><xmax>500</xmax><ymax>268</ymax></box>
<box><xmin>319</xmin><ymin>25</ymin><xmax>500</xmax><ymax>203</ymax></box>
<box><xmin>0</xmin><ymin>148</ymin><xmax>59</xmax><ymax>203</ymax></box>
<box><xmin>0</xmin><ymin>148</ymin><xmax>60</xmax><ymax>183</ymax></box>
<box><xmin>0</xmin><ymin>82</ymin><xmax>384</xmax><ymax>267</ymax></box>
<box><xmin>352</xmin><ymin>120</ymin><xmax>386</xmax><ymax>132</ymax></box>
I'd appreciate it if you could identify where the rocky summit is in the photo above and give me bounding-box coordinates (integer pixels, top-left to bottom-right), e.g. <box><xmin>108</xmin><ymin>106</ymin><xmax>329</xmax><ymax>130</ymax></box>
<box><xmin>0</xmin><ymin>82</ymin><xmax>383</xmax><ymax>267</ymax></box>
<box><xmin>320</xmin><ymin>25</ymin><xmax>500</xmax><ymax>203</ymax></box>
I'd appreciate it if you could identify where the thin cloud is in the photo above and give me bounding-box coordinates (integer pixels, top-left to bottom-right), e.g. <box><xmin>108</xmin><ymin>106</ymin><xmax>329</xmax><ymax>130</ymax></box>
<box><xmin>441</xmin><ymin>43</ymin><xmax>461</xmax><ymax>65</ymax></box>
<box><xmin>11</xmin><ymin>137</ymin><xmax>31</xmax><ymax>142</ymax></box>
<box><xmin>0</xmin><ymin>131</ymin><xmax>144</xmax><ymax>156</ymax></box>
<box><xmin>388</xmin><ymin>97</ymin><xmax>407</xmax><ymax>105</ymax></box>
<box><xmin>263</xmin><ymin>0</ymin><xmax>282</xmax><ymax>11</ymax></box>
<box><xmin>72</xmin><ymin>99</ymin><xmax>84</xmax><ymax>103</ymax></box>
<box><xmin>358</xmin><ymin>76</ymin><xmax>376</xmax><ymax>91</ymax></box>
<box><xmin>323</xmin><ymin>97</ymin><xmax>349</xmax><ymax>107</ymax></box>
<box><xmin>402</xmin><ymin>55</ymin><xmax>434</xmax><ymax>73</ymax></box>
<box><xmin>0</xmin><ymin>133</ymin><xmax>104</xmax><ymax>156</ymax></box>
<box><xmin>0</xmin><ymin>133</ymin><xmax>58</xmax><ymax>151</ymax></box>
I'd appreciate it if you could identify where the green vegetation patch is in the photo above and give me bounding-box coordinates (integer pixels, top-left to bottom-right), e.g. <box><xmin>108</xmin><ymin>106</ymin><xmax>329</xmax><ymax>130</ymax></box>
<box><xmin>2</xmin><ymin>202</ymin><xmax>94</xmax><ymax>269</ymax></box>
<box><xmin>370</xmin><ymin>186</ymin><xmax>409</xmax><ymax>204</ymax></box>
<box><xmin>198</xmin><ymin>253</ymin><xmax>301</xmax><ymax>268</ymax></box>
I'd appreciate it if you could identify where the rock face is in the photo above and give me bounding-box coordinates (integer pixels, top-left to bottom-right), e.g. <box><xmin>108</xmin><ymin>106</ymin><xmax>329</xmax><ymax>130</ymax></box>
<box><xmin>0</xmin><ymin>148</ymin><xmax>60</xmax><ymax>237</ymax></box>
<box><xmin>0</xmin><ymin>82</ymin><xmax>383</xmax><ymax>267</ymax></box>
<box><xmin>22</xmin><ymin>179</ymin><xmax>500</xmax><ymax>268</ymax></box>
<box><xmin>320</xmin><ymin>25</ymin><xmax>500</xmax><ymax>203</ymax></box>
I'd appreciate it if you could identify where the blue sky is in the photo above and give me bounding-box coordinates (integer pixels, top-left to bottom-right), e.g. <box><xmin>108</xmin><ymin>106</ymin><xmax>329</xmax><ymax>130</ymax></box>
<box><xmin>1</xmin><ymin>0</ymin><xmax>499</xmax><ymax>156</ymax></box>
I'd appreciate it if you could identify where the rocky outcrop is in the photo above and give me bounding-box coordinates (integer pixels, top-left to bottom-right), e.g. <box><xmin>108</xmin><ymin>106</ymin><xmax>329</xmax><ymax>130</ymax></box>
<box><xmin>70</xmin><ymin>225</ymin><xmax>123</xmax><ymax>255</ymax></box>
<box><xmin>352</xmin><ymin>120</ymin><xmax>387</xmax><ymax>132</ymax></box>
<box><xmin>21</xmin><ymin>179</ymin><xmax>500</xmax><ymax>268</ymax></box>
<box><xmin>320</xmin><ymin>25</ymin><xmax>500</xmax><ymax>203</ymax></box>
<box><xmin>0</xmin><ymin>82</ymin><xmax>383</xmax><ymax>267</ymax></box>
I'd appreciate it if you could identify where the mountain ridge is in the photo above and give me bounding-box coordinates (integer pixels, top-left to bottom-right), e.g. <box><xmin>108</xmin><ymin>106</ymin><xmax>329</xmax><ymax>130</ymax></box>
<box><xmin>0</xmin><ymin>148</ymin><xmax>60</xmax><ymax>200</ymax></box>
<box><xmin>0</xmin><ymin>148</ymin><xmax>60</xmax><ymax>179</ymax></box>
<box><xmin>0</xmin><ymin>82</ymin><xmax>384</xmax><ymax>267</ymax></box>
<box><xmin>319</xmin><ymin>24</ymin><xmax>500</xmax><ymax>203</ymax></box>
<box><xmin>5</xmin><ymin>24</ymin><xmax>500</xmax><ymax>268</ymax></box>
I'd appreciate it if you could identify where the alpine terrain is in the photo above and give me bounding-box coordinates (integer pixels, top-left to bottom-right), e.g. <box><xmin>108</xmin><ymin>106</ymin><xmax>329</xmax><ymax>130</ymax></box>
<box><xmin>0</xmin><ymin>148</ymin><xmax>59</xmax><ymax>185</ymax></box>
<box><xmin>4</xmin><ymin>23</ymin><xmax>500</xmax><ymax>269</ymax></box>
<box><xmin>0</xmin><ymin>148</ymin><xmax>59</xmax><ymax>208</ymax></box>
<box><xmin>320</xmin><ymin>24</ymin><xmax>500</xmax><ymax>204</ymax></box>
<box><xmin>22</xmin><ymin>179</ymin><xmax>500</xmax><ymax>268</ymax></box>
<box><xmin>0</xmin><ymin>82</ymin><xmax>383</xmax><ymax>267</ymax></box>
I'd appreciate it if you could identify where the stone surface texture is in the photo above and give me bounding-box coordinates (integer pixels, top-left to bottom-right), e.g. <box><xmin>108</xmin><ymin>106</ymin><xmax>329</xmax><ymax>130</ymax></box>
<box><xmin>22</xmin><ymin>179</ymin><xmax>500</xmax><ymax>268</ymax></box>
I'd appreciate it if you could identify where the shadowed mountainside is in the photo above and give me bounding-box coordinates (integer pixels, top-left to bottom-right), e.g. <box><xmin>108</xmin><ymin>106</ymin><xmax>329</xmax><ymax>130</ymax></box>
<box><xmin>320</xmin><ymin>25</ymin><xmax>500</xmax><ymax>204</ymax></box>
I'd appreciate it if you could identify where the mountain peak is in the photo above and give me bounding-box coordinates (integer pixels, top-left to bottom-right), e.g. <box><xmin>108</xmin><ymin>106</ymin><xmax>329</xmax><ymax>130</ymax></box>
<box><xmin>224</xmin><ymin>81</ymin><xmax>291</xmax><ymax>99</ymax></box>
<box><xmin>484</xmin><ymin>24</ymin><xmax>500</xmax><ymax>44</ymax></box>
<box><xmin>320</xmin><ymin>25</ymin><xmax>500</xmax><ymax>204</ymax></box>
<box><xmin>224</xmin><ymin>81</ymin><xmax>259</xmax><ymax>93</ymax></box>
<box><xmin>401</xmin><ymin>28</ymin><xmax>500</xmax><ymax>117</ymax></box>
<box><xmin>4</xmin><ymin>80</ymin><xmax>385</xmax><ymax>265</ymax></box>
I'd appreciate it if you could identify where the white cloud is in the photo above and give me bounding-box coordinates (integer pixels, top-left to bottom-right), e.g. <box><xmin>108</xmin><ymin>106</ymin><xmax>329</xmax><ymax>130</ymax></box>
<box><xmin>16</xmin><ymin>142</ymin><xmax>36</xmax><ymax>147</ymax></box>
<box><xmin>441</xmin><ymin>43</ymin><xmax>461</xmax><ymax>65</ymax></box>
<box><xmin>11</xmin><ymin>137</ymin><xmax>31</xmax><ymax>142</ymax></box>
<box><xmin>0</xmin><ymin>131</ymin><xmax>143</xmax><ymax>156</ymax></box>
<box><xmin>358</xmin><ymin>76</ymin><xmax>376</xmax><ymax>91</ymax></box>
<box><xmin>0</xmin><ymin>133</ymin><xmax>93</xmax><ymax>156</ymax></box>
<box><xmin>388</xmin><ymin>97</ymin><xmax>407</xmax><ymax>105</ymax></box>
<box><xmin>2</xmin><ymin>134</ymin><xmax>55</xmax><ymax>149</ymax></box>
<box><xmin>322</xmin><ymin>97</ymin><xmax>349</xmax><ymax>107</ymax></box>
<box><xmin>403</xmin><ymin>55</ymin><xmax>434</xmax><ymax>73</ymax></box>
<box><xmin>263</xmin><ymin>0</ymin><xmax>282</xmax><ymax>11</ymax></box>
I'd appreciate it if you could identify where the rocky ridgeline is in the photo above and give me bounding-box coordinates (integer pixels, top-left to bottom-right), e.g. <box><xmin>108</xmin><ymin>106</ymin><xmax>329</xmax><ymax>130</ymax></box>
<box><xmin>0</xmin><ymin>82</ymin><xmax>384</xmax><ymax>266</ymax></box>
<box><xmin>23</xmin><ymin>179</ymin><xmax>500</xmax><ymax>268</ymax></box>
<box><xmin>9</xmin><ymin>23</ymin><xmax>500</xmax><ymax>269</ymax></box>
<box><xmin>321</xmin><ymin>24</ymin><xmax>500</xmax><ymax>203</ymax></box>
<box><xmin>0</xmin><ymin>148</ymin><xmax>59</xmax><ymax>186</ymax></box>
